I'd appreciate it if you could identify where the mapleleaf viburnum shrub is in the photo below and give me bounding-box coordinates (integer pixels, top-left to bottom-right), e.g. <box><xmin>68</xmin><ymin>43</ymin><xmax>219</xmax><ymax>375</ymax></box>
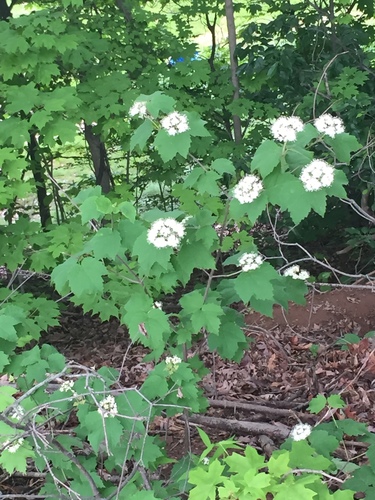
<box><xmin>1</xmin><ymin>92</ymin><xmax>374</xmax><ymax>498</ymax></box>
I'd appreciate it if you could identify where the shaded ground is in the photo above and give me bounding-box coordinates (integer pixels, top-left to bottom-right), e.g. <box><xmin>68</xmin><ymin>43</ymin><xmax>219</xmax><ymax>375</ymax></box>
<box><xmin>2</xmin><ymin>287</ymin><xmax>375</xmax><ymax>496</ymax></box>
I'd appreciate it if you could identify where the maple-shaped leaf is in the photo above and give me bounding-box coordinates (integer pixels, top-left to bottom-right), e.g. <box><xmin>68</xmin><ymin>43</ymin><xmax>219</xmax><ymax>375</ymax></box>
<box><xmin>251</xmin><ymin>139</ymin><xmax>282</xmax><ymax>177</ymax></box>
<box><xmin>68</xmin><ymin>257</ymin><xmax>107</xmax><ymax>296</ymax></box>
<box><xmin>326</xmin><ymin>133</ymin><xmax>362</xmax><ymax>163</ymax></box>
<box><xmin>154</xmin><ymin>128</ymin><xmax>191</xmax><ymax>161</ymax></box>
<box><xmin>84</xmin><ymin>228</ymin><xmax>122</xmax><ymax>260</ymax></box>
<box><xmin>234</xmin><ymin>262</ymin><xmax>279</xmax><ymax>303</ymax></box>
<box><xmin>130</xmin><ymin>119</ymin><xmax>154</xmax><ymax>151</ymax></box>
<box><xmin>265</xmin><ymin>169</ymin><xmax>311</xmax><ymax>224</ymax></box>
<box><xmin>185</xmin><ymin>111</ymin><xmax>211</xmax><ymax>137</ymax></box>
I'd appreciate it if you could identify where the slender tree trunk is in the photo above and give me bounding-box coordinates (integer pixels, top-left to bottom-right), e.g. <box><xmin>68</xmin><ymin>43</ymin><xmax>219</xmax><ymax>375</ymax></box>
<box><xmin>29</xmin><ymin>133</ymin><xmax>52</xmax><ymax>228</ymax></box>
<box><xmin>224</xmin><ymin>0</ymin><xmax>242</xmax><ymax>144</ymax></box>
<box><xmin>0</xmin><ymin>0</ymin><xmax>11</xmax><ymax>20</ymax></box>
<box><xmin>84</xmin><ymin>124</ymin><xmax>114</xmax><ymax>194</ymax></box>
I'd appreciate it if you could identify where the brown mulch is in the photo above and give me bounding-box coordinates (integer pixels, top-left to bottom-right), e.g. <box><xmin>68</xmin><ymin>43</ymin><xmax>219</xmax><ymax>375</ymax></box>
<box><xmin>2</xmin><ymin>287</ymin><xmax>375</xmax><ymax>496</ymax></box>
<box><xmin>44</xmin><ymin>287</ymin><xmax>375</xmax><ymax>433</ymax></box>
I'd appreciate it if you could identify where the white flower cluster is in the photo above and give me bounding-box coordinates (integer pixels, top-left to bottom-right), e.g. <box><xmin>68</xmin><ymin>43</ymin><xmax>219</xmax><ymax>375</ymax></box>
<box><xmin>314</xmin><ymin>114</ymin><xmax>344</xmax><ymax>138</ymax></box>
<box><xmin>129</xmin><ymin>101</ymin><xmax>148</xmax><ymax>118</ymax></box>
<box><xmin>271</xmin><ymin>116</ymin><xmax>304</xmax><ymax>142</ymax></box>
<box><xmin>60</xmin><ymin>380</ymin><xmax>74</xmax><ymax>393</ymax></box>
<box><xmin>147</xmin><ymin>218</ymin><xmax>185</xmax><ymax>249</ymax></box>
<box><xmin>239</xmin><ymin>252</ymin><xmax>263</xmax><ymax>272</ymax></box>
<box><xmin>97</xmin><ymin>395</ymin><xmax>118</xmax><ymax>418</ymax></box>
<box><xmin>233</xmin><ymin>174</ymin><xmax>263</xmax><ymax>204</ymax></box>
<box><xmin>3</xmin><ymin>437</ymin><xmax>24</xmax><ymax>453</ymax></box>
<box><xmin>10</xmin><ymin>406</ymin><xmax>25</xmax><ymax>421</ymax></box>
<box><xmin>283</xmin><ymin>265</ymin><xmax>310</xmax><ymax>281</ymax></box>
<box><xmin>153</xmin><ymin>301</ymin><xmax>163</xmax><ymax>309</ymax></box>
<box><xmin>300</xmin><ymin>159</ymin><xmax>334</xmax><ymax>192</ymax></box>
<box><xmin>202</xmin><ymin>457</ymin><xmax>210</xmax><ymax>465</ymax></box>
<box><xmin>290</xmin><ymin>423</ymin><xmax>312</xmax><ymax>441</ymax></box>
<box><xmin>161</xmin><ymin>111</ymin><xmax>189</xmax><ymax>135</ymax></box>
<box><xmin>165</xmin><ymin>355</ymin><xmax>182</xmax><ymax>375</ymax></box>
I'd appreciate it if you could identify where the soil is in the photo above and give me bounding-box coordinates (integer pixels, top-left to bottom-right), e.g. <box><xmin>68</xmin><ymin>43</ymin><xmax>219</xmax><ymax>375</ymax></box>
<box><xmin>2</xmin><ymin>286</ymin><xmax>375</xmax><ymax>497</ymax></box>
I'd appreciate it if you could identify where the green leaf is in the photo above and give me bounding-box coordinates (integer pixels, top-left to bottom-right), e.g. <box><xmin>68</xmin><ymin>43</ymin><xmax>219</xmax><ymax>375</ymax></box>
<box><xmin>267</xmin><ymin>450</ymin><xmax>291</xmax><ymax>477</ymax></box>
<box><xmin>186</xmin><ymin>111</ymin><xmax>211</xmax><ymax>137</ymax></box>
<box><xmin>154</xmin><ymin>128</ymin><xmax>191</xmax><ymax>161</ymax></box>
<box><xmin>95</xmin><ymin>196</ymin><xmax>113</xmax><ymax>215</ymax></box>
<box><xmin>309</xmin><ymin>430</ymin><xmax>339</xmax><ymax>458</ymax></box>
<box><xmin>336</xmin><ymin>419</ymin><xmax>368</xmax><ymax>437</ymax></box>
<box><xmin>326</xmin><ymin>133</ymin><xmax>362</xmax><ymax>163</ymax></box>
<box><xmin>6</xmin><ymin>83</ymin><xmax>39</xmax><ymax>114</ymax></box>
<box><xmin>295</xmin><ymin>123</ymin><xmax>319</xmax><ymax>147</ymax></box>
<box><xmin>308</xmin><ymin>394</ymin><xmax>327</xmax><ymax>414</ymax></box>
<box><xmin>327</xmin><ymin>394</ymin><xmax>346</xmax><ymax>409</ymax></box>
<box><xmin>0</xmin><ymin>315</ymin><xmax>19</xmax><ymax>342</ymax></box>
<box><xmin>0</xmin><ymin>352</ymin><xmax>10</xmax><ymax>371</ymax></box>
<box><xmin>80</xmin><ymin>197</ymin><xmax>103</xmax><ymax>224</ymax></box>
<box><xmin>117</xmin><ymin>201</ymin><xmax>136</xmax><ymax>222</ymax></box>
<box><xmin>67</xmin><ymin>258</ymin><xmax>107</xmax><ymax>297</ymax></box>
<box><xmin>197</xmin><ymin>427</ymin><xmax>212</xmax><ymax>448</ymax></box>
<box><xmin>229</xmin><ymin>191</ymin><xmax>268</xmax><ymax>222</ymax></box>
<box><xmin>251</xmin><ymin>139</ymin><xmax>283</xmax><ymax>177</ymax></box>
<box><xmin>285</xmin><ymin>145</ymin><xmax>314</xmax><ymax>170</ymax></box>
<box><xmin>0</xmin><ymin>439</ymin><xmax>34</xmax><ymax>474</ymax></box>
<box><xmin>133</xmin><ymin>231</ymin><xmax>174</xmax><ymax>275</ymax></box>
<box><xmin>180</xmin><ymin>290</ymin><xmax>224</xmax><ymax>335</ymax></box>
<box><xmin>234</xmin><ymin>263</ymin><xmax>279</xmax><ymax>303</ymax></box>
<box><xmin>144</xmin><ymin>91</ymin><xmax>175</xmax><ymax>117</ymax></box>
<box><xmin>130</xmin><ymin>119</ymin><xmax>154</xmax><ymax>151</ymax></box>
<box><xmin>172</xmin><ymin>240</ymin><xmax>215</xmax><ymax>285</ymax></box>
<box><xmin>265</xmin><ymin>170</ymin><xmax>312</xmax><ymax>224</ymax></box>
<box><xmin>208</xmin><ymin>321</ymin><xmax>248</xmax><ymax>361</ymax></box>
<box><xmin>189</xmin><ymin>459</ymin><xmax>225</xmax><ymax>500</ymax></box>
<box><xmin>0</xmin><ymin>386</ymin><xmax>16</xmax><ymax>411</ymax></box>
<box><xmin>288</xmin><ymin>440</ymin><xmax>332</xmax><ymax>470</ymax></box>
<box><xmin>211</xmin><ymin>159</ymin><xmax>236</xmax><ymax>175</ymax></box>
<box><xmin>84</xmin><ymin>228</ymin><xmax>122</xmax><ymax>260</ymax></box>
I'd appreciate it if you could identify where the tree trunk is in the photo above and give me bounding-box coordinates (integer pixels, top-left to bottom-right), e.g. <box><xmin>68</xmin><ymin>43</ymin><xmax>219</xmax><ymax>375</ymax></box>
<box><xmin>225</xmin><ymin>0</ymin><xmax>242</xmax><ymax>144</ymax></box>
<box><xmin>0</xmin><ymin>0</ymin><xmax>11</xmax><ymax>20</ymax></box>
<box><xmin>29</xmin><ymin>133</ymin><xmax>52</xmax><ymax>228</ymax></box>
<box><xmin>84</xmin><ymin>124</ymin><xmax>114</xmax><ymax>194</ymax></box>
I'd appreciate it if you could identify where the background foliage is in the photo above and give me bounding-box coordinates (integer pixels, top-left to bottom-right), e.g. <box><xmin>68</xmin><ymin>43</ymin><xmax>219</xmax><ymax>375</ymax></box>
<box><xmin>0</xmin><ymin>0</ymin><xmax>375</xmax><ymax>498</ymax></box>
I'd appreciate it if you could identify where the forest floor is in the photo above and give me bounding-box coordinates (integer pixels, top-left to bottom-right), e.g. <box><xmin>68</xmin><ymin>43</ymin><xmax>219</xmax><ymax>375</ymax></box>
<box><xmin>46</xmin><ymin>286</ymin><xmax>375</xmax><ymax>459</ymax></box>
<box><xmin>2</xmin><ymin>286</ymin><xmax>375</xmax><ymax>496</ymax></box>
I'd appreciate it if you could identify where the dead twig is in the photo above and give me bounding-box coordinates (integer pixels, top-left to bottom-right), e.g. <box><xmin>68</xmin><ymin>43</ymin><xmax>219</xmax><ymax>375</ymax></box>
<box><xmin>188</xmin><ymin>414</ymin><xmax>290</xmax><ymax>440</ymax></box>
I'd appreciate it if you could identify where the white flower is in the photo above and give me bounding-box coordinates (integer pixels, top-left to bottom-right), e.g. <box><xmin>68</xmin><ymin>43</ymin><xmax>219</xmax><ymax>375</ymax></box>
<box><xmin>290</xmin><ymin>423</ymin><xmax>312</xmax><ymax>441</ymax></box>
<box><xmin>10</xmin><ymin>406</ymin><xmax>25</xmax><ymax>421</ymax></box>
<box><xmin>202</xmin><ymin>457</ymin><xmax>210</xmax><ymax>465</ymax></box>
<box><xmin>271</xmin><ymin>116</ymin><xmax>304</xmax><ymax>142</ymax></box>
<box><xmin>314</xmin><ymin>114</ymin><xmax>344</xmax><ymax>138</ymax></box>
<box><xmin>60</xmin><ymin>380</ymin><xmax>74</xmax><ymax>393</ymax></box>
<box><xmin>129</xmin><ymin>101</ymin><xmax>148</xmax><ymax>118</ymax></box>
<box><xmin>147</xmin><ymin>218</ymin><xmax>185</xmax><ymax>249</ymax></box>
<box><xmin>161</xmin><ymin>111</ymin><xmax>189</xmax><ymax>135</ymax></box>
<box><xmin>3</xmin><ymin>438</ymin><xmax>24</xmax><ymax>453</ymax></box>
<box><xmin>153</xmin><ymin>301</ymin><xmax>163</xmax><ymax>309</ymax></box>
<box><xmin>239</xmin><ymin>252</ymin><xmax>263</xmax><ymax>272</ymax></box>
<box><xmin>233</xmin><ymin>174</ymin><xmax>263</xmax><ymax>204</ymax></box>
<box><xmin>283</xmin><ymin>265</ymin><xmax>310</xmax><ymax>280</ymax></box>
<box><xmin>97</xmin><ymin>395</ymin><xmax>117</xmax><ymax>418</ymax></box>
<box><xmin>165</xmin><ymin>355</ymin><xmax>182</xmax><ymax>374</ymax></box>
<box><xmin>300</xmin><ymin>159</ymin><xmax>335</xmax><ymax>192</ymax></box>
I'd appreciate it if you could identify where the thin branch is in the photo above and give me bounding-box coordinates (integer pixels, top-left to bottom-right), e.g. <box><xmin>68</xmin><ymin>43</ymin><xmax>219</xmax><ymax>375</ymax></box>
<box><xmin>283</xmin><ymin>468</ymin><xmax>345</xmax><ymax>483</ymax></box>
<box><xmin>224</xmin><ymin>0</ymin><xmax>242</xmax><ymax>143</ymax></box>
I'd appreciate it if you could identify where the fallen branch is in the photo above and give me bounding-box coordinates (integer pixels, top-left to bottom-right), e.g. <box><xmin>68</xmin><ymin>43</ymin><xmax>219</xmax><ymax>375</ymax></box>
<box><xmin>209</xmin><ymin>399</ymin><xmax>305</xmax><ymax>418</ymax></box>
<box><xmin>188</xmin><ymin>414</ymin><xmax>290</xmax><ymax>440</ymax></box>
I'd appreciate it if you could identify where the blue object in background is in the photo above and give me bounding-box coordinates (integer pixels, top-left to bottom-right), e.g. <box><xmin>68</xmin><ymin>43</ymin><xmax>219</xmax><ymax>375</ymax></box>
<box><xmin>168</xmin><ymin>52</ymin><xmax>200</xmax><ymax>66</ymax></box>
